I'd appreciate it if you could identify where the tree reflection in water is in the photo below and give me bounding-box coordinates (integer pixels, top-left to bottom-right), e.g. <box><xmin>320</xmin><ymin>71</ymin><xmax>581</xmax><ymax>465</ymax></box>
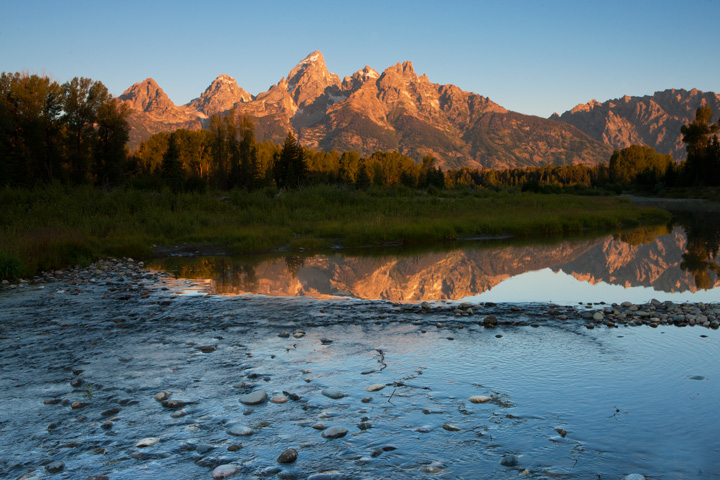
<box><xmin>676</xmin><ymin>211</ymin><xmax>720</xmax><ymax>290</ymax></box>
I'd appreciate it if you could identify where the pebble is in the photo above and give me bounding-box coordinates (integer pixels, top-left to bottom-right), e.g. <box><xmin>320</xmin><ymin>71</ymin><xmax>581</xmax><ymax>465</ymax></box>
<box><xmin>420</xmin><ymin>463</ymin><xmax>445</xmax><ymax>473</ymax></box>
<box><xmin>212</xmin><ymin>464</ymin><xmax>241</xmax><ymax>479</ymax></box>
<box><xmin>227</xmin><ymin>444</ymin><xmax>242</xmax><ymax>451</ymax></box>
<box><xmin>366</xmin><ymin>384</ymin><xmax>385</xmax><ymax>392</ymax></box>
<box><xmin>238</xmin><ymin>390</ymin><xmax>268</xmax><ymax>405</ymax></box>
<box><xmin>136</xmin><ymin>437</ymin><xmax>160</xmax><ymax>447</ymax></box>
<box><xmin>270</xmin><ymin>394</ymin><xmax>288</xmax><ymax>404</ymax></box>
<box><xmin>469</xmin><ymin>395</ymin><xmax>491</xmax><ymax>404</ymax></box>
<box><xmin>500</xmin><ymin>454</ymin><xmax>519</xmax><ymax>467</ymax></box>
<box><xmin>70</xmin><ymin>401</ymin><xmax>88</xmax><ymax>409</ymax></box>
<box><xmin>483</xmin><ymin>316</ymin><xmax>498</xmax><ymax>327</ymax></box>
<box><xmin>227</xmin><ymin>425</ymin><xmax>253</xmax><ymax>437</ymax></box>
<box><xmin>321</xmin><ymin>388</ymin><xmax>347</xmax><ymax>399</ymax></box>
<box><xmin>293</xmin><ymin>330</ymin><xmax>306</xmax><ymax>338</ymax></box>
<box><xmin>321</xmin><ymin>426</ymin><xmax>348</xmax><ymax>439</ymax></box>
<box><xmin>442</xmin><ymin>424</ymin><xmax>461</xmax><ymax>431</ymax></box>
<box><xmin>161</xmin><ymin>399</ymin><xmax>188</xmax><ymax>409</ymax></box>
<box><xmin>308</xmin><ymin>473</ymin><xmax>345</xmax><ymax>480</ymax></box>
<box><xmin>622</xmin><ymin>475</ymin><xmax>647</xmax><ymax>480</ymax></box>
<box><xmin>277</xmin><ymin>448</ymin><xmax>298</xmax><ymax>463</ymax></box>
<box><xmin>46</xmin><ymin>461</ymin><xmax>65</xmax><ymax>474</ymax></box>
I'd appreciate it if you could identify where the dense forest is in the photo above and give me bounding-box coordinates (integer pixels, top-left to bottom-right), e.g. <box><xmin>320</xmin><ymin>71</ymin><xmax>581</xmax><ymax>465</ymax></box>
<box><xmin>2</xmin><ymin>72</ymin><xmax>720</xmax><ymax>193</ymax></box>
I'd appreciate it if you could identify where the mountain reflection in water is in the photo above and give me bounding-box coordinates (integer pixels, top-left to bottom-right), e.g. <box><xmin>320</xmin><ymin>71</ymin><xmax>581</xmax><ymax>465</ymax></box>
<box><xmin>154</xmin><ymin>216</ymin><xmax>720</xmax><ymax>304</ymax></box>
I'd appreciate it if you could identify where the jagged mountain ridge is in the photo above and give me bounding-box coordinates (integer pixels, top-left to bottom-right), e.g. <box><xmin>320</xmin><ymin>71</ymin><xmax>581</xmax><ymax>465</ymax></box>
<box><xmin>120</xmin><ymin>51</ymin><xmax>611</xmax><ymax>169</ymax></box>
<box><xmin>119</xmin><ymin>78</ymin><xmax>206</xmax><ymax>150</ymax></box>
<box><xmin>551</xmin><ymin>89</ymin><xmax>720</xmax><ymax>161</ymax></box>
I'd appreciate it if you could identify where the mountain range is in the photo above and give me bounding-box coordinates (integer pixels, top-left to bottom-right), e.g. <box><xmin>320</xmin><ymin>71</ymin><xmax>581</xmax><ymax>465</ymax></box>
<box><xmin>119</xmin><ymin>51</ymin><xmax>718</xmax><ymax>169</ymax></box>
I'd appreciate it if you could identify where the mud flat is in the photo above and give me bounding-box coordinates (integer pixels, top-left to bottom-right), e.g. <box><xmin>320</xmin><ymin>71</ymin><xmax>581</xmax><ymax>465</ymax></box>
<box><xmin>1</xmin><ymin>259</ymin><xmax>718</xmax><ymax>479</ymax></box>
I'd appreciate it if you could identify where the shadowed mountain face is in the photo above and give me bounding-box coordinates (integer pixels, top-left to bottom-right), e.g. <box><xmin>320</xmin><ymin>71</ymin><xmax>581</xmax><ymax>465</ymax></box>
<box><xmin>155</xmin><ymin>226</ymin><xmax>719</xmax><ymax>301</ymax></box>
<box><xmin>120</xmin><ymin>51</ymin><xmax>611</xmax><ymax>169</ymax></box>
<box><xmin>551</xmin><ymin>89</ymin><xmax>720</xmax><ymax>161</ymax></box>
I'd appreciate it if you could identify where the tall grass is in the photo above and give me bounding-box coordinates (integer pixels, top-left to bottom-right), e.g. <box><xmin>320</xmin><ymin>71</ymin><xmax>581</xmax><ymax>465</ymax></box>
<box><xmin>0</xmin><ymin>184</ymin><xmax>671</xmax><ymax>279</ymax></box>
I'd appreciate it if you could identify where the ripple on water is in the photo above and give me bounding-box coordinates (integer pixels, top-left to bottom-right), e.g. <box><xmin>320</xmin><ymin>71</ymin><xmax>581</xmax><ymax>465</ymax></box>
<box><xmin>0</xmin><ymin>287</ymin><xmax>718</xmax><ymax>480</ymax></box>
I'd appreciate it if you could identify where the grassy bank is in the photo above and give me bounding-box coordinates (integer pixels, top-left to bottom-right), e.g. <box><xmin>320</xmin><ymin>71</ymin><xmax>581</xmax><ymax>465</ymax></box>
<box><xmin>0</xmin><ymin>184</ymin><xmax>671</xmax><ymax>280</ymax></box>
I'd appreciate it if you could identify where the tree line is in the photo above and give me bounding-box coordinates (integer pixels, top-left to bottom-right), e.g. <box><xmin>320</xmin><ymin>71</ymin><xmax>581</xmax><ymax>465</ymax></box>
<box><xmin>3</xmin><ymin>72</ymin><xmax>720</xmax><ymax>193</ymax></box>
<box><xmin>0</xmin><ymin>72</ymin><xmax>130</xmax><ymax>187</ymax></box>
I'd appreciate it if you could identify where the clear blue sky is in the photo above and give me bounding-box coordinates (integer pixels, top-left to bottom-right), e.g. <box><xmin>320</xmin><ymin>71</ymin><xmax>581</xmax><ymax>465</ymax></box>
<box><xmin>2</xmin><ymin>0</ymin><xmax>718</xmax><ymax>118</ymax></box>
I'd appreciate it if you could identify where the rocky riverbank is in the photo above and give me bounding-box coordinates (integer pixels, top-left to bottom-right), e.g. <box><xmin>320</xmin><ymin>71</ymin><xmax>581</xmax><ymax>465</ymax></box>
<box><xmin>1</xmin><ymin>259</ymin><xmax>717</xmax><ymax>479</ymax></box>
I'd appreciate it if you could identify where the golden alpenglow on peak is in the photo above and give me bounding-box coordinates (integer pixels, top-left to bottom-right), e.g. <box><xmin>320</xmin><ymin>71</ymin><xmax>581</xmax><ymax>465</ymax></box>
<box><xmin>120</xmin><ymin>54</ymin><xmax>614</xmax><ymax>168</ymax></box>
<box><xmin>553</xmin><ymin>88</ymin><xmax>720</xmax><ymax>160</ymax></box>
<box><xmin>188</xmin><ymin>74</ymin><xmax>252</xmax><ymax>116</ymax></box>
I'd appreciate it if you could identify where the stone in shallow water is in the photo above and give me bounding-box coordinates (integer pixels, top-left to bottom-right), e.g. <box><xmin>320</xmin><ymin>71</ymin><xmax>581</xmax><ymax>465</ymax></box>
<box><xmin>622</xmin><ymin>475</ymin><xmax>646</xmax><ymax>480</ymax></box>
<box><xmin>420</xmin><ymin>463</ymin><xmax>445</xmax><ymax>473</ymax></box>
<box><xmin>321</xmin><ymin>426</ymin><xmax>348</xmax><ymax>439</ymax></box>
<box><xmin>212</xmin><ymin>464</ymin><xmax>240</xmax><ymax>478</ymax></box>
<box><xmin>136</xmin><ymin>437</ymin><xmax>160</xmax><ymax>447</ymax></box>
<box><xmin>228</xmin><ymin>425</ymin><xmax>253</xmax><ymax>437</ymax></box>
<box><xmin>442</xmin><ymin>424</ymin><xmax>461</xmax><ymax>431</ymax></box>
<box><xmin>469</xmin><ymin>395</ymin><xmax>491</xmax><ymax>404</ymax></box>
<box><xmin>366</xmin><ymin>384</ymin><xmax>385</xmax><ymax>392</ymax></box>
<box><xmin>46</xmin><ymin>461</ymin><xmax>65</xmax><ymax>473</ymax></box>
<box><xmin>277</xmin><ymin>448</ymin><xmax>298</xmax><ymax>463</ymax></box>
<box><xmin>239</xmin><ymin>390</ymin><xmax>268</xmax><ymax>405</ymax></box>
<box><xmin>308</xmin><ymin>473</ymin><xmax>345</xmax><ymax>480</ymax></box>
<box><xmin>161</xmin><ymin>399</ymin><xmax>188</xmax><ymax>409</ymax></box>
<box><xmin>500</xmin><ymin>454</ymin><xmax>519</xmax><ymax>467</ymax></box>
<box><xmin>321</xmin><ymin>388</ymin><xmax>346</xmax><ymax>399</ymax></box>
<box><xmin>270</xmin><ymin>394</ymin><xmax>288</xmax><ymax>404</ymax></box>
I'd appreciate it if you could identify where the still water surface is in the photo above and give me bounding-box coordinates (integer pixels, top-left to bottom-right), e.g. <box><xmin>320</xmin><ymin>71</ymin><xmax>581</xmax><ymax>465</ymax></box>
<box><xmin>154</xmin><ymin>215</ymin><xmax>720</xmax><ymax>305</ymax></box>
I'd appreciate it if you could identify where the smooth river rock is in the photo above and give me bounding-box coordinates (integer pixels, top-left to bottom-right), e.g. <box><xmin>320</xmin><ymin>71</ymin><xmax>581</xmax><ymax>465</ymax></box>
<box><xmin>321</xmin><ymin>388</ymin><xmax>347</xmax><ymax>399</ymax></box>
<box><xmin>321</xmin><ymin>426</ymin><xmax>348</xmax><ymax>439</ymax></box>
<box><xmin>238</xmin><ymin>390</ymin><xmax>268</xmax><ymax>405</ymax></box>
<box><xmin>270</xmin><ymin>394</ymin><xmax>288</xmax><ymax>404</ymax></box>
<box><xmin>228</xmin><ymin>425</ymin><xmax>253</xmax><ymax>437</ymax></box>
<box><xmin>212</xmin><ymin>464</ymin><xmax>241</xmax><ymax>478</ymax></box>
<box><xmin>366</xmin><ymin>384</ymin><xmax>385</xmax><ymax>392</ymax></box>
<box><xmin>46</xmin><ymin>461</ymin><xmax>65</xmax><ymax>473</ymax></box>
<box><xmin>136</xmin><ymin>437</ymin><xmax>160</xmax><ymax>447</ymax></box>
<box><xmin>277</xmin><ymin>448</ymin><xmax>298</xmax><ymax>463</ymax></box>
<box><xmin>469</xmin><ymin>395</ymin><xmax>491</xmax><ymax>404</ymax></box>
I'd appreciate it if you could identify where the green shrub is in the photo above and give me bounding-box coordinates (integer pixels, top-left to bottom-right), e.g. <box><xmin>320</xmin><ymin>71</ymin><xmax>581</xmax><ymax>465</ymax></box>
<box><xmin>0</xmin><ymin>250</ymin><xmax>26</xmax><ymax>280</ymax></box>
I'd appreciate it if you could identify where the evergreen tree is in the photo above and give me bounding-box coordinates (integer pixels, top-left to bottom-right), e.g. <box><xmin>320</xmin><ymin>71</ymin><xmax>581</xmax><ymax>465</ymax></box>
<box><xmin>681</xmin><ymin>104</ymin><xmax>720</xmax><ymax>185</ymax></box>
<box><xmin>61</xmin><ymin>77</ymin><xmax>113</xmax><ymax>184</ymax></box>
<box><xmin>354</xmin><ymin>162</ymin><xmax>371</xmax><ymax>190</ymax></box>
<box><xmin>161</xmin><ymin>133</ymin><xmax>184</xmax><ymax>192</ymax></box>
<box><xmin>238</xmin><ymin>115</ymin><xmax>259</xmax><ymax>190</ymax></box>
<box><xmin>93</xmin><ymin>98</ymin><xmax>130</xmax><ymax>187</ymax></box>
<box><xmin>274</xmin><ymin>131</ymin><xmax>306</xmax><ymax>189</ymax></box>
